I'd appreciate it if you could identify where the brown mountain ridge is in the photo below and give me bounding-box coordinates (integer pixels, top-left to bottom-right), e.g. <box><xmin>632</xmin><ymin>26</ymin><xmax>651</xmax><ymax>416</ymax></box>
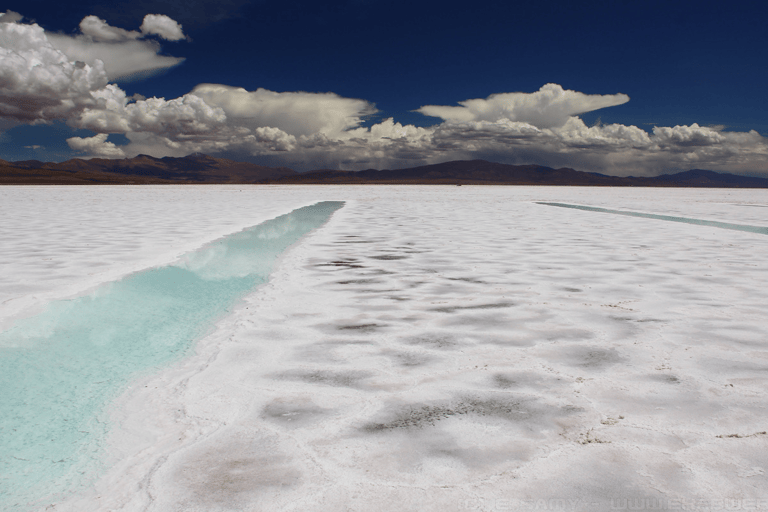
<box><xmin>1</xmin><ymin>153</ymin><xmax>295</xmax><ymax>184</ymax></box>
<box><xmin>2</xmin><ymin>154</ymin><xmax>767</xmax><ymax>187</ymax></box>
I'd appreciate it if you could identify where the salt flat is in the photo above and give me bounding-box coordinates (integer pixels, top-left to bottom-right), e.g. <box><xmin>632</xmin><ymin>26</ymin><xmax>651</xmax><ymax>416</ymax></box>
<box><xmin>2</xmin><ymin>185</ymin><xmax>768</xmax><ymax>511</ymax></box>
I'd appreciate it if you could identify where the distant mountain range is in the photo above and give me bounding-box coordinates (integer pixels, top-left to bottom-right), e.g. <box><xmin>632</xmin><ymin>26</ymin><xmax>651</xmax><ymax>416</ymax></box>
<box><xmin>0</xmin><ymin>153</ymin><xmax>294</xmax><ymax>185</ymax></box>
<box><xmin>2</xmin><ymin>154</ymin><xmax>767</xmax><ymax>187</ymax></box>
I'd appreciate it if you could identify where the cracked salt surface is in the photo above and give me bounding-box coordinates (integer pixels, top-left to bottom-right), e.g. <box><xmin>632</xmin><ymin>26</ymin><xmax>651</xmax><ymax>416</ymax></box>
<box><xmin>2</xmin><ymin>185</ymin><xmax>768</xmax><ymax>511</ymax></box>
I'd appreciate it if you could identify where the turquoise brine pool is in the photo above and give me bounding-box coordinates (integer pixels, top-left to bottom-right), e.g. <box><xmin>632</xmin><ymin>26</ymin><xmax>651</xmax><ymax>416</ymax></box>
<box><xmin>0</xmin><ymin>201</ymin><xmax>343</xmax><ymax>510</ymax></box>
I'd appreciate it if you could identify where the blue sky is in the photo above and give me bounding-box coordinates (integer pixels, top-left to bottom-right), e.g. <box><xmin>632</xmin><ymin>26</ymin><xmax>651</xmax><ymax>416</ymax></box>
<box><xmin>1</xmin><ymin>0</ymin><xmax>766</xmax><ymax>175</ymax></box>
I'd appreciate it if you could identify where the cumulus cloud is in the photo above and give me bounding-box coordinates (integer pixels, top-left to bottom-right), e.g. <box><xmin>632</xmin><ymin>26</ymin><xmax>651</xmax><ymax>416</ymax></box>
<box><xmin>79</xmin><ymin>15</ymin><xmax>141</xmax><ymax>42</ymax></box>
<box><xmin>0</xmin><ymin>21</ymin><xmax>109</xmax><ymax>121</ymax></box>
<box><xmin>46</xmin><ymin>14</ymin><xmax>186</xmax><ymax>80</ymax></box>
<box><xmin>140</xmin><ymin>14</ymin><xmax>186</xmax><ymax>41</ymax></box>
<box><xmin>190</xmin><ymin>84</ymin><xmax>376</xmax><ymax>137</ymax></box>
<box><xmin>0</xmin><ymin>15</ymin><xmax>190</xmax><ymax>126</ymax></box>
<box><xmin>417</xmin><ymin>83</ymin><xmax>630</xmax><ymax>129</ymax></box>
<box><xmin>73</xmin><ymin>84</ymin><xmax>228</xmax><ymax>135</ymax></box>
<box><xmin>63</xmin><ymin>82</ymin><xmax>768</xmax><ymax>175</ymax></box>
<box><xmin>427</xmin><ymin>115</ymin><xmax>767</xmax><ymax>176</ymax></box>
<box><xmin>46</xmin><ymin>34</ymin><xmax>184</xmax><ymax>80</ymax></box>
<box><xmin>652</xmin><ymin>123</ymin><xmax>728</xmax><ymax>148</ymax></box>
<box><xmin>67</xmin><ymin>133</ymin><xmax>126</xmax><ymax>158</ymax></box>
<box><xmin>0</xmin><ymin>14</ymin><xmax>766</xmax><ymax>175</ymax></box>
<box><xmin>78</xmin><ymin>14</ymin><xmax>186</xmax><ymax>43</ymax></box>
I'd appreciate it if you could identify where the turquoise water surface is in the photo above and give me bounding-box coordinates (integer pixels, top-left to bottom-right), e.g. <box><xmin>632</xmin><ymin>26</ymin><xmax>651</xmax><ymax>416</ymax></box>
<box><xmin>0</xmin><ymin>201</ymin><xmax>343</xmax><ymax>510</ymax></box>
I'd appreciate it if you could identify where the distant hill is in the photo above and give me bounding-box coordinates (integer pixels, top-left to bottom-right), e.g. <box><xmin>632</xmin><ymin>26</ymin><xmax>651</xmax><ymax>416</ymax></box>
<box><xmin>0</xmin><ymin>160</ymin><xmax>176</xmax><ymax>185</ymax></box>
<box><xmin>1</xmin><ymin>153</ymin><xmax>295</xmax><ymax>185</ymax></box>
<box><xmin>2</xmin><ymin>155</ymin><xmax>767</xmax><ymax>187</ymax></box>
<box><xmin>262</xmin><ymin>160</ymin><xmax>768</xmax><ymax>188</ymax></box>
<box><xmin>651</xmin><ymin>169</ymin><xmax>768</xmax><ymax>188</ymax></box>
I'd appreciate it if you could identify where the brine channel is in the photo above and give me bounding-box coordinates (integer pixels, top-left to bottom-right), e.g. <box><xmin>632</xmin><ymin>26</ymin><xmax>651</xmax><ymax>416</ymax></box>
<box><xmin>0</xmin><ymin>201</ymin><xmax>344</xmax><ymax>510</ymax></box>
<box><xmin>537</xmin><ymin>202</ymin><xmax>768</xmax><ymax>235</ymax></box>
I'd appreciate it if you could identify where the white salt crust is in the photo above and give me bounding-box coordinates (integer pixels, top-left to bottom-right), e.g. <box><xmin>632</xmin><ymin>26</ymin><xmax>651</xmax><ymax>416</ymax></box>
<box><xmin>4</xmin><ymin>185</ymin><xmax>767</xmax><ymax>511</ymax></box>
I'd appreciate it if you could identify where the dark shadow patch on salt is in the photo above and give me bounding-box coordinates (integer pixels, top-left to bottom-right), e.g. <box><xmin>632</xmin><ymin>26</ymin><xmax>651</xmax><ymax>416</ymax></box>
<box><xmin>383</xmin><ymin>350</ymin><xmax>434</xmax><ymax>368</ymax></box>
<box><xmin>431</xmin><ymin>302</ymin><xmax>515</xmax><ymax>313</ymax></box>
<box><xmin>278</xmin><ymin>369</ymin><xmax>372</xmax><ymax>389</ymax></box>
<box><xmin>564</xmin><ymin>346</ymin><xmax>624</xmax><ymax>369</ymax></box>
<box><xmin>474</xmin><ymin>334</ymin><xmax>536</xmax><ymax>347</ymax></box>
<box><xmin>402</xmin><ymin>333</ymin><xmax>461</xmax><ymax>349</ymax></box>
<box><xmin>323</xmin><ymin>338</ymin><xmax>377</xmax><ymax>346</ymax></box>
<box><xmin>492</xmin><ymin>372</ymin><xmax>563</xmax><ymax>390</ymax></box>
<box><xmin>647</xmin><ymin>374</ymin><xmax>681</xmax><ymax>384</ymax></box>
<box><xmin>314</xmin><ymin>260</ymin><xmax>366</xmax><ymax>269</ymax></box>
<box><xmin>543</xmin><ymin>329</ymin><xmax>596</xmax><ymax>342</ymax></box>
<box><xmin>363</xmin><ymin>269</ymin><xmax>398</xmax><ymax>275</ymax></box>
<box><xmin>337</xmin><ymin>323</ymin><xmax>386</xmax><ymax>333</ymax></box>
<box><xmin>361</xmin><ymin>395</ymin><xmax>581</xmax><ymax>433</ymax></box>
<box><xmin>369</xmin><ymin>254</ymin><xmax>409</xmax><ymax>260</ymax></box>
<box><xmin>493</xmin><ymin>374</ymin><xmax>521</xmax><ymax>389</ymax></box>
<box><xmin>353</xmin><ymin>289</ymin><xmax>403</xmax><ymax>294</ymax></box>
<box><xmin>445</xmin><ymin>276</ymin><xmax>488</xmax><ymax>284</ymax></box>
<box><xmin>336</xmin><ymin>279</ymin><xmax>381</xmax><ymax>285</ymax></box>
<box><xmin>261</xmin><ymin>399</ymin><xmax>331</xmax><ymax>427</ymax></box>
<box><xmin>172</xmin><ymin>437</ymin><xmax>300</xmax><ymax>508</ymax></box>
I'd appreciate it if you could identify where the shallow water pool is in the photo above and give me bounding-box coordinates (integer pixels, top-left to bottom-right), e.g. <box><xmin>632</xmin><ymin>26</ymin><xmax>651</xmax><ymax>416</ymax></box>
<box><xmin>0</xmin><ymin>201</ymin><xmax>343</xmax><ymax>510</ymax></box>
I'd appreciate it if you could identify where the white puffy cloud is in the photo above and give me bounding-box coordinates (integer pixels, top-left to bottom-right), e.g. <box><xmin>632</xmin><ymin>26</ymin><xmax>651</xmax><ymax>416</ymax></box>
<box><xmin>417</xmin><ymin>83</ymin><xmax>630</xmax><ymax>129</ymax></box>
<box><xmin>0</xmin><ymin>15</ymin><xmax>191</xmax><ymax>128</ymax></box>
<box><xmin>79</xmin><ymin>15</ymin><xmax>141</xmax><ymax>42</ymax></box>
<box><xmin>66</xmin><ymin>133</ymin><xmax>126</xmax><ymax>158</ymax></box>
<box><xmin>140</xmin><ymin>14</ymin><xmax>186</xmax><ymax>41</ymax></box>
<box><xmin>426</xmin><ymin>115</ymin><xmax>768</xmax><ymax>176</ymax></box>
<box><xmin>346</xmin><ymin>117</ymin><xmax>433</xmax><ymax>143</ymax></box>
<box><xmin>253</xmin><ymin>126</ymin><xmax>297</xmax><ymax>151</ymax></box>
<box><xmin>0</xmin><ymin>16</ymin><xmax>765</xmax><ymax>176</ymax></box>
<box><xmin>0</xmin><ymin>21</ymin><xmax>109</xmax><ymax>121</ymax></box>
<box><xmin>46</xmin><ymin>14</ymin><xmax>186</xmax><ymax>80</ymax></box>
<box><xmin>189</xmin><ymin>84</ymin><xmax>376</xmax><ymax>137</ymax></box>
<box><xmin>77</xmin><ymin>14</ymin><xmax>186</xmax><ymax>43</ymax></box>
<box><xmin>73</xmin><ymin>84</ymin><xmax>228</xmax><ymax>135</ymax></box>
<box><xmin>47</xmin><ymin>35</ymin><xmax>184</xmax><ymax>81</ymax></box>
<box><xmin>67</xmin><ymin>82</ymin><xmax>767</xmax><ymax>176</ymax></box>
<box><xmin>651</xmin><ymin>123</ymin><xmax>727</xmax><ymax>148</ymax></box>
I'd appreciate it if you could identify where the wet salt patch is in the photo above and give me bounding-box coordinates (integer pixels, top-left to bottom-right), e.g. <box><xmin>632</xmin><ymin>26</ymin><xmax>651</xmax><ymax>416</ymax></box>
<box><xmin>11</xmin><ymin>186</ymin><xmax>768</xmax><ymax>511</ymax></box>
